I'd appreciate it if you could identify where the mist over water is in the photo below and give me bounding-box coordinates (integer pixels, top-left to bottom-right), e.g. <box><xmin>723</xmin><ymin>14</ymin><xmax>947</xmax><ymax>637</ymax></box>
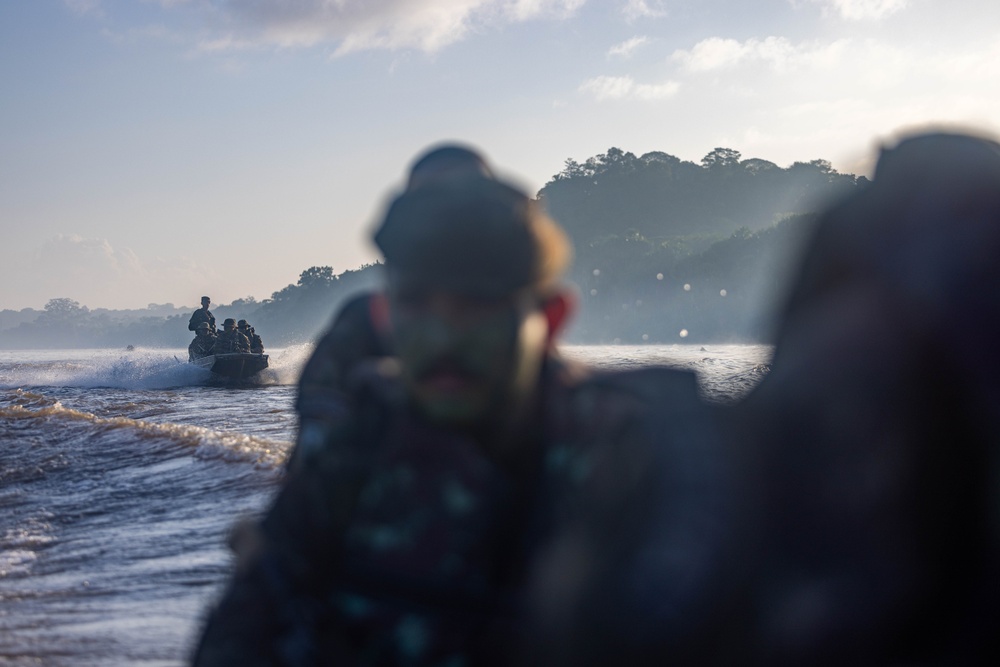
<box><xmin>0</xmin><ymin>344</ymin><xmax>769</xmax><ymax>665</ymax></box>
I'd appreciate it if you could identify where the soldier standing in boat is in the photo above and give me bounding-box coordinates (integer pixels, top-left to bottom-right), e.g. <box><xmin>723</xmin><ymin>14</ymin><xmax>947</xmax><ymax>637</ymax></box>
<box><xmin>188</xmin><ymin>322</ymin><xmax>216</xmax><ymax>361</ymax></box>
<box><xmin>188</xmin><ymin>296</ymin><xmax>216</xmax><ymax>334</ymax></box>
<box><xmin>214</xmin><ymin>318</ymin><xmax>250</xmax><ymax>353</ymax></box>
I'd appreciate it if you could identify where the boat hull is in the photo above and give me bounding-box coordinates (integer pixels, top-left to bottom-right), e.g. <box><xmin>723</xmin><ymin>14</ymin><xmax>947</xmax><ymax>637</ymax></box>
<box><xmin>190</xmin><ymin>353</ymin><xmax>269</xmax><ymax>380</ymax></box>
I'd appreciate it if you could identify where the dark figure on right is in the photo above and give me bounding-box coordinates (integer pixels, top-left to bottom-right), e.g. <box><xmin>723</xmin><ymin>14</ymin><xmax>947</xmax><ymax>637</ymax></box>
<box><xmin>214</xmin><ymin>318</ymin><xmax>250</xmax><ymax>354</ymax></box>
<box><xmin>188</xmin><ymin>296</ymin><xmax>215</xmax><ymax>334</ymax></box>
<box><xmin>738</xmin><ymin>131</ymin><xmax>1000</xmax><ymax>665</ymax></box>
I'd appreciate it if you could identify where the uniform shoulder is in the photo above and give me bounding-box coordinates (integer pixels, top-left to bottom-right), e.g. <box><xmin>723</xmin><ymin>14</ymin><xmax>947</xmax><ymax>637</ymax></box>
<box><xmin>544</xmin><ymin>359</ymin><xmax>708</xmax><ymax>457</ymax></box>
<box><xmin>562</xmin><ymin>361</ymin><xmax>701</xmax><ymax>409</ymax></box>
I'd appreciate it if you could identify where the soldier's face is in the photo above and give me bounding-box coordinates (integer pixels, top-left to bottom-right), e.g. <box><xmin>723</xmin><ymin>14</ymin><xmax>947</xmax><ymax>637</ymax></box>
<box><xmin>387</xmin><ymin>282</ymin><xmax>549</xmax><ymax>428</ymax></box>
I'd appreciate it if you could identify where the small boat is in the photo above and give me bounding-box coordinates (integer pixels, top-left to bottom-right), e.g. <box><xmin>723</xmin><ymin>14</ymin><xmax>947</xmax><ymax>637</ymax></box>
<box><xmin>190</xmin><ymin>352</ymin><xmax>269</xmax><ymax>380</ymax></box>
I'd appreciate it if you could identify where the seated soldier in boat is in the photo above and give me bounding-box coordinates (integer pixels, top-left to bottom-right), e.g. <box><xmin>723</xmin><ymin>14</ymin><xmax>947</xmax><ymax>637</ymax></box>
<box><xmin>214</xmin><ymin>318</ymin><xmax>250</xmax><ymax>354</ymax></box>
<box><xmin>248</xmin><ymin>327</ymin><xmax>264</xmax><ymax>354</ymax></box>
<box><xmin>238</xmin><ymin>319</ymin><xmax>265</xmax><ymax>354</ymax></box>
<box><xmin>188</xmin><ymin>322</ymin><xmax>216</xmax><ymax>361</ymax></box>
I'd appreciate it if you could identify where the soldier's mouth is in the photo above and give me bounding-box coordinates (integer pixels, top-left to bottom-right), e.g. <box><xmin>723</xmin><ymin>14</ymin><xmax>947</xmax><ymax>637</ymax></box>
<box><xmin>421</xmin><ymin>373</ymin><xmax>476</xmax><ymax>393</ymax></box>
<box><xmin>417</xmin><ymin>363</ymin><xmax>480</xmax><ymax>392</ymax></box>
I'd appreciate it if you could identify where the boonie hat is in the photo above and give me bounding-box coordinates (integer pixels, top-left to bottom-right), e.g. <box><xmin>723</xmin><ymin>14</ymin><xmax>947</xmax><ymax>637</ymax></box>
<box><xmin>374</xmin><ymin>176</ymin><xmax>571</xmax><ymax>297</ymax></box>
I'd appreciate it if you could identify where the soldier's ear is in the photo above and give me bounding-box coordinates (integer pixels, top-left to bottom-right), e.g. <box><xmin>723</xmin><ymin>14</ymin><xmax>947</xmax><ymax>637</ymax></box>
<box><xmin>369</xmin><ymin>292</ymin><xmax>391</xmax><ymax>335</ymax></box>
<box><xmin>541</xmin><ymin>290</ymin><xmax>574</xmax><ymax>345</ymax></box>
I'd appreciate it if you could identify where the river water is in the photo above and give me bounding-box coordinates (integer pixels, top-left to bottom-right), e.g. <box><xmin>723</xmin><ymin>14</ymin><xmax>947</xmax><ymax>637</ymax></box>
<box><xmin>0</xmin><ymin>344</ymin><xmax>770</xmax><ymax>665</ymax></box>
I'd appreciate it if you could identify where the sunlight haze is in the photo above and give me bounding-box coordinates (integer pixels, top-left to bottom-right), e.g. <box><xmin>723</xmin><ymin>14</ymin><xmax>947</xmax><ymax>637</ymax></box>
<box><xmin>2</xmin><ymin>0</ymin><xmax>998</xmax><ymax>310</ymax></box>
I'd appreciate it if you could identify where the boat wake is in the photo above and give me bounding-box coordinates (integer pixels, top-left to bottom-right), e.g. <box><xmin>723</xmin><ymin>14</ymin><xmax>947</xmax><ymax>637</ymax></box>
<box><xmin>0</xmin><ymin>344</ymin><xmax>315</xmax><ymax>390</ymax></box>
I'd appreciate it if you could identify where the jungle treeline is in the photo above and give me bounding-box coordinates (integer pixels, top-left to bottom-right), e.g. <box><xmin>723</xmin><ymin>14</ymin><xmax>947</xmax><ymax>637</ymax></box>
<box><xmin>0</xmin><ymin>146</ymin><xmax>866</xmax><ymax>348</ymax></box>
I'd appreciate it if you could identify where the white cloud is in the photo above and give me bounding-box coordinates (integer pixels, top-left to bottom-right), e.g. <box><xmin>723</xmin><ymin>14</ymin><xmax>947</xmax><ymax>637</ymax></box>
<box><xmin>186</xmin><ymin>0</ymin><xmax>586</xmax><ymax>54</ymax></box>
<box><xmin>672</xmin><ymin>36</ymin><xmax>850</xmax><ymax>73</ymax></box>
<box><xmin>632</xmin><ymin>80</ymin><xmax>679</xmax><ymax>100</ymax></box>
<box><xmin>672</xmin><ymin>37</ymin><xmax>753</xmax><ymax>71</ymax></box>
<box><xmin>579</xmin><ymin>75</ymin><xmax>678</xmax><ymax>101</ymax></box>
<box><xmin>608</xmin><ymin>36</ymin><xmax>648</xmax><ymax>59</ymax></box>
<box><xmin>622</xmin><ymin>0</ymin><xmax>667</xmax><ymax>22</ymax></box>
<box><xmin>804</xmin><ymin>0</ymin><xmax>909</xmax><ymax>21</ymax></box>
<box><xmin>579</xmin><ymin>75</ymin><xmax>634</xmax><ymax>100</ymax></box>
<box><xmin>505</xmin><ymin>0</ymin><xmax>586</xmax><ymax>21</ymax></box>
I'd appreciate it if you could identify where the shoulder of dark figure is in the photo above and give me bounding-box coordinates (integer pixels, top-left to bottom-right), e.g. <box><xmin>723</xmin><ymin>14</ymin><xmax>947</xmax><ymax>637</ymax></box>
<box><xmin>551</xmin><ymin>357</ymin><xmax>704</xmax><ymax>419</ymax></box>
<box><xmin>586</xmin><ymin>365</ymin><xmax>700</xmax><ymax>403</ymax></box>
<box><xmin>318</xmin><ymin>293</ymin><xmax>384</xmax><ymax>361</ymax></box>
<box><xmin>297</xmin><ymin>292</ymin><xmax>385</xmax><ymax>407</ymax></box>
<box><xmin>291</xmin><ymin>356</ymin><xmax>404</xmax><ymax>470</ymax></box>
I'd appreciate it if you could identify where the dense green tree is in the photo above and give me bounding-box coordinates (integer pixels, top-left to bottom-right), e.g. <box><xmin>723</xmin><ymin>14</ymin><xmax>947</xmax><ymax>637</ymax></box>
<box><xmin>539</xmin><ymin>145</ymin><xmax>863</xmax><ymax>246</ymax></box>
<box><xmin>297</xmin><ymin>266</ymin><xmax>336</xmax><ymax>289</ymax></box>
<box><xmin>701</xmin><ymin>147</ymin><xmax>742</xmax><ymax>169</ymax></box>
<box><xmin>38</xmin><ymin>298</ymin><xmax>88</xmax><ymax>323</ymax></box>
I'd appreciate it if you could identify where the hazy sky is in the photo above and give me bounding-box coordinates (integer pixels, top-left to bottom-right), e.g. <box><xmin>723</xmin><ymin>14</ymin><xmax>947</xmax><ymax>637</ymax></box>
<box><xmin>2</xmin><ymin>0</ymin><xmax>998</xmax><ymax>311</ymax></box>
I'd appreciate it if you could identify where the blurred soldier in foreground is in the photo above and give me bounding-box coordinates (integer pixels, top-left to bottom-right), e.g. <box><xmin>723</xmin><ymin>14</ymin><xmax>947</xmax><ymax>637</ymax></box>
<box><xmin>194</xmin><ymin>163</ymin><xmax>737</xmax><ymax>665</ymax></box>
<box><xmin>188</xmin><ymin>296</ymin><xmax>216</xmax><ymax>334</ymax></box>
<box><xmin>740</xmin><ymin>131</ymin><xmax>1000</xmax><ymax>664</ymax></box>
<box><xmin>188</xmin><ymin>322</ymin><xmax>216</xmax><ymax>361</ymax></box>
<box><xmin>289</xmin><ymin>144</ymin><xmax>496</xmax><ymax>472</ymax></box>
<box><xmin>214</xmin><ymin>318</ymin><xmax>251</xmax><ymax>354</ymax></box>
<box><xmin>238</xmin><ymin>319</ymin><xmax>265</xmax><ymax>354</ymax></box>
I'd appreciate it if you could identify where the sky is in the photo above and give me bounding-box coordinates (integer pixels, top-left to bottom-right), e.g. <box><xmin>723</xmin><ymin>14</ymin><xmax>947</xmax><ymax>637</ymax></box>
<box><xmin>1</xmin><ymin>0</ymin><xmax>999</xmax><ymax>311</ymax></box>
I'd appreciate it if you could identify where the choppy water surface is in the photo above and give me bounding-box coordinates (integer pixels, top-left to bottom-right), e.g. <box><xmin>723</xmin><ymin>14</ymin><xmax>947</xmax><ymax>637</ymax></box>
<box><xmin>0</xmin><ymin>343</ymin><xmax>769</xmax><ymax>665</ymax></box>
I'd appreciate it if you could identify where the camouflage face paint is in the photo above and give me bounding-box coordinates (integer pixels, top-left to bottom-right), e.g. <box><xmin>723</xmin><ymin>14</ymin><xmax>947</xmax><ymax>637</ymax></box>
<box><xmin>388</xmin><ymin>284</ymin><xmax>548</xmax><ymax>430</ymax></box>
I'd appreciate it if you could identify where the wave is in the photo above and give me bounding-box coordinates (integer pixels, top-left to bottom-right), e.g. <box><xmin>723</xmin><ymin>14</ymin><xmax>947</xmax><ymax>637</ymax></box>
<box><xmin>0</xmin><ymin>388</ymin><xmax>284</xmax><ymax>663</ymax></box>
<box><xmin>0</xmin><ymin>389</ymin><xmax>289</xmax><ymax>470</ymax></box>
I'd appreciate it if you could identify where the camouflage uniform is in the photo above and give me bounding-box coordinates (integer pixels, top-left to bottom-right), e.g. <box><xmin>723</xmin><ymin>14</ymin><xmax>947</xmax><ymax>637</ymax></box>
<box><xmin>188</xmin><ymin>330</ymin><xmax>216</xmax><ymax>360</ymax></box>
<box><xmin>193</xmin><ymin>356</ymin><xmax>738</xmax><ymax>666</ymax></box>
<box><xmin>215</xmin><ymin>329</ymin><xmax>251</xmax><ymax>354</ymax></box>
<box><xmin>248</xmin><ymin>329</ymin><xmax>265</xmax><ymax>354</ymax></box>
<box><xmin>238</xmin><ymin>321</ymin><xmax>266</xmax><ymax>354</ymax></box>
